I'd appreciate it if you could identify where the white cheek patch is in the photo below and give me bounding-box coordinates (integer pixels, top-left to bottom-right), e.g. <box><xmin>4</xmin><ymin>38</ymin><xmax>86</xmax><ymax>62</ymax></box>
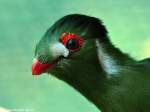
<box><xmin>50</xmin><ymin>42</ymin><xmax>69</xmax><ymax>58</ymax></box>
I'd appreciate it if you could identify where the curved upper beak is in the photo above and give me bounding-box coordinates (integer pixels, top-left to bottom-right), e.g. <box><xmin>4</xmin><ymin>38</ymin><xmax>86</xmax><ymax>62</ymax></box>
<box><xmin>32</xmin><ymin>59</ymin><xmax>54</xmax><ymax>76</ymax></box>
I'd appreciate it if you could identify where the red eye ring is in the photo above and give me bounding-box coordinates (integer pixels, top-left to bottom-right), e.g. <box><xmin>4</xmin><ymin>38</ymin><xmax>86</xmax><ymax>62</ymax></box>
<box><xmin>60</xmin><ymin>33</ymin><xmax>84</xmax><ymax>52</ymax></box>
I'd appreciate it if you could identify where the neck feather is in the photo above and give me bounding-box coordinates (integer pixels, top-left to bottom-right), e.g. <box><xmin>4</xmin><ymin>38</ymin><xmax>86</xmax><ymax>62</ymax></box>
<box><xmin>96</xmin><ymin>39</ymin><xmax>134</xmax><ymax>76</ymax></box>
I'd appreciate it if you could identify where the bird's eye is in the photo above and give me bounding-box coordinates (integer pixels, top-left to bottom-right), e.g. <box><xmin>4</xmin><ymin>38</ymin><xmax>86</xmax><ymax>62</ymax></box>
<box><xmin>66</xmin><ymin>39</ymin><xmax>80</xmax><ymax>51</ymax></box>
<box><xmin>60</xmin><ymin>33</ymin><xmax>84</xmax><ymax>53</ymax></box>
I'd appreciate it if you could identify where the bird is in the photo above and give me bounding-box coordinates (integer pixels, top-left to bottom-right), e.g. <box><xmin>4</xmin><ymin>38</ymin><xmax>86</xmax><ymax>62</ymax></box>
<box><xmin>32</xmin><ymin>14</ymin><xmax>150</xmax><ymax>112</ymax></box>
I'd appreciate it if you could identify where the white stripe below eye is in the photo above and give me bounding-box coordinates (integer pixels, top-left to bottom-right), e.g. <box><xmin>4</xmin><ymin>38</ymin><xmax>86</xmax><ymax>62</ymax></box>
<box><xmin>50</xmin><ymin>42</ymin><xmax>69</xmax><ymax>58</ymax></box>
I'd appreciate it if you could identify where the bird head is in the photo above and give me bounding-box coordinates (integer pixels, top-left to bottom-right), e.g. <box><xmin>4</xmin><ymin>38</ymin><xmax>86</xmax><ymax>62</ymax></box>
<box><xmin>31</xmin><ymin>14</ymin><xmax>150</xmax><ymax>112</ymax></box>
<box><xmin>32</xmin><ymin>14</ymin><xmax>109</xmax><ymax>81</ymax></box>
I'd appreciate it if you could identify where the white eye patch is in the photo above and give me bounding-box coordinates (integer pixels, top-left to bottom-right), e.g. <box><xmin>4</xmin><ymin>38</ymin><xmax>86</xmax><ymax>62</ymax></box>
<box><xmin>50</xmin><ymin>42</ymin><xmax>69</xmax><ymax>58</ymax></box>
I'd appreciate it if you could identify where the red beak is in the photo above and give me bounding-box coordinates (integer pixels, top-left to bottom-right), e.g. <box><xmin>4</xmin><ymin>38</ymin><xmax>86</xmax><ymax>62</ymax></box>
<box><xmin>32</xmin><ymin>59</ymin><xmax>54</xmax><ymax>75</ymax></box>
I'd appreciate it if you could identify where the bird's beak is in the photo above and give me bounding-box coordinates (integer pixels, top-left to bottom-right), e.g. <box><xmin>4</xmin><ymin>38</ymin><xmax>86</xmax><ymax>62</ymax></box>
<box><xmin>32</xmin><ymin>58</ymin><xmax>54</xmax><ymax>76</ymax></box>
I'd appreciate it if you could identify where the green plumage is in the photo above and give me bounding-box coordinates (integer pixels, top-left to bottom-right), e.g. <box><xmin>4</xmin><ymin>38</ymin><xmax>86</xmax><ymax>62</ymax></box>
<box><xmin>34</xmin><ymin>14</ymin><xmax>150</xmax><ymax>112</ymax></box>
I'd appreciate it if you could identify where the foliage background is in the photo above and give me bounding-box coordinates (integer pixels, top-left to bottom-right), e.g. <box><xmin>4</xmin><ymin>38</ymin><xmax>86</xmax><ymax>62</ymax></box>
<box><xmin>0</xmin><ymin>0</ymin><xmax>150</xmax><ymax>112</ymax></box>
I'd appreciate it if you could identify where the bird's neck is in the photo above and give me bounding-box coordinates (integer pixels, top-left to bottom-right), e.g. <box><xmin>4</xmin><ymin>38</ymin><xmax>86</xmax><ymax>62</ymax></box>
<box><xmin>88</xmin><ymin>39</ymin><xmax>135</xmax><ymax>111</ymax></box>
<box><xmin>96</xmin><ymin>39</ymin><xmax>134</xmax><ymax>76</ymax></box>
<box><xmin>65</xmin><ymin>39</ymin><xmax>135</xmax><ymax>111</ymax></box>
<box><xmin>66</xmin><ymin>54</ymin><xmax>108</xmax><ymax>110</ymax></box>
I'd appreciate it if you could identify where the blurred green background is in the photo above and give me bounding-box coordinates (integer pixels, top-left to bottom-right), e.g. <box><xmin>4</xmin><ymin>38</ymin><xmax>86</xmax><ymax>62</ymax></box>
<box><xmin>0</xmin><ymin>0</ymin><xmax>150</xmax><ymax>112</ymax></box>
